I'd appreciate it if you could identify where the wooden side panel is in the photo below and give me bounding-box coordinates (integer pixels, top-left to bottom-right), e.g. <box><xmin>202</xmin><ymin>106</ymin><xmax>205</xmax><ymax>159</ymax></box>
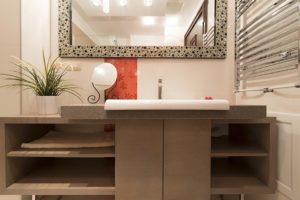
<box><xmin>268</xmin><ymin>119</ymin><xmax>277</xmax><ymax>192</ymax></box>
<box><xmin>115</xmin><ymin>120</ymin><xmax>163</xmax><ymax>200</ymax></box>
<box><xmin>164</xmin><ymin>119</ymin><xmax>211</xmax><ymax>200</ymax></box>
<box><xmin>0</xmin><ymin>124</ymin><xmax>5</xmax><ymax>193</ymax></box>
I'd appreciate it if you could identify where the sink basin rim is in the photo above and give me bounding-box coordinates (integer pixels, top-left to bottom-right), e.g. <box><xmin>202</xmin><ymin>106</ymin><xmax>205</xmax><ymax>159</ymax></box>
<box><xmin>104</xmin><ymin>99</ymin><xmax>230</xmax><ymax>111</ymax></box>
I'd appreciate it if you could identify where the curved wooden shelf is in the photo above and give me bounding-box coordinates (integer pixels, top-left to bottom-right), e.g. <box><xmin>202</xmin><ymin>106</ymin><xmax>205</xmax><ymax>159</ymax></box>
<box><xmin>7</xmin><ymin>147</ymin><xmax>115</xmax><ymax>158</ymax></box>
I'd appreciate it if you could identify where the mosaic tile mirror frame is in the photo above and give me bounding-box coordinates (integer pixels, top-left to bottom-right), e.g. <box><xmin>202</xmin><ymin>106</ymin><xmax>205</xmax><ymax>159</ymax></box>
<box><xmin>58</xmin><ymin>0</ymin><xmax>227</xmax><ymax>58</ymax></box>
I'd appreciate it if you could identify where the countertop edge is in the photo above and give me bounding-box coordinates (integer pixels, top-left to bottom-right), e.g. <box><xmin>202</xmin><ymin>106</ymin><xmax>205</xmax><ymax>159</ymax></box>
<box><xmin>0</xmin><ymin>105</ymin><xmax>268</xmax><ymax>123</ymax></box>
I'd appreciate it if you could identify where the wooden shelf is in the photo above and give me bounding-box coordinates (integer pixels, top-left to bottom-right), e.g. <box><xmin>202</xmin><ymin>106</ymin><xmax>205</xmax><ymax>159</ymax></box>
<box><xmin>212</xmin><ymin>176</ymin><xmax>269</xmax><ymax>194</ymax></box>
<box><xmin>38</xmin><ymin>196</ymin><xmax>115</xmax><ymax>200</ymax></box>
<box><xmin>211</xmin><ymin>158</ymin><xmax>270</xmax><ymax>194</ymax></box>
<box><xmin>211</xmin><ymin>136</ymin><xmax>268</xmax><ymax>158</ymax></box>
<box><xmin>6</xmin><ymin>159</ymin><xmax>115</xmax><ymax>195</ymax></box>
<box><xmin>7</xmin><ymin>147</ymin><xmax>115</xmax><ymax>158</ymax></box>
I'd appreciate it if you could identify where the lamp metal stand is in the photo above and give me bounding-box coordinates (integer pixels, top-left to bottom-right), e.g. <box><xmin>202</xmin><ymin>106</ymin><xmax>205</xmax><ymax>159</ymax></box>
<box><xmin>87</xmin><ymin>83</ymin><xmax>101</xmax><ymax>104</ymax></box>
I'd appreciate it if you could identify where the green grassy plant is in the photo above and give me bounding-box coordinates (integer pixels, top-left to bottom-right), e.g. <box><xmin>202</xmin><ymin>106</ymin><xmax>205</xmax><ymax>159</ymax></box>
<box><xmin>0</xmin><ymin>52</ymin><xmax>81</xmax><ymax>101</ymax></box>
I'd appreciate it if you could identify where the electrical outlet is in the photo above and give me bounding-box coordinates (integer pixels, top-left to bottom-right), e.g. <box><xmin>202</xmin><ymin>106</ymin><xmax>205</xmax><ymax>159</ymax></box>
<box><xmin>65</xmin><ymin>65</ymin><xmax>81</xmax><ymax>72</ymax></box>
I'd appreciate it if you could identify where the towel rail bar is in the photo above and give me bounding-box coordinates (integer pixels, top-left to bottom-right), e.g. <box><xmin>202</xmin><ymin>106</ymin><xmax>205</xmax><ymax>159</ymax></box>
<box><xmin>237</xmin><ymin>35</ymin><xmax>298</xmax><ymax>57</ymax></box>
<box><xmin>238</xmin><ymin>48</ymin><xmax>298</xmax><ymax>68</ymax></box>
<box><xmin>234</xmin><ymin>82</ymin><xmax>300</xmax><ymax>93</ymax></box>
<box><xmin>238</xmin><ymin>37</ymin><xmax>297</xmax><ymax>62</ymax></box>
<box><xmin>237</xmin><ymin>0</ymin><xmax>294</xmax><ymax>30</ymax></box>
<box><xmin>238</xmin><ymin>57</ymin><xmax>298</xmax><ymax>74</ymax></box>
<box><xmin>238</xmin><ymin>27</ymin><xmax>298</xmax><ymax>53</ymax></box>
<box><xmin>238</xmin><ymin>65</ymin><xmax>298</xmax><ymax>80</ymax></box>
<box><xmin>237</xmin><ymin>17</ymin><xmax>298</xmax><ymax>48</ymax></box>
<box><xmin>235</xmin><ymin>0</ymin><xmax>299</xmax><ymax>90</ymax></box>
<box><xmin>237</xmin><ymin>1</ymin><xmax>297</xmax><ymax>39</ymax></box>
<box><xmin>237</xmin><ymin>12</ymin><xmax>298</xmax><ymax>47</ymax></box>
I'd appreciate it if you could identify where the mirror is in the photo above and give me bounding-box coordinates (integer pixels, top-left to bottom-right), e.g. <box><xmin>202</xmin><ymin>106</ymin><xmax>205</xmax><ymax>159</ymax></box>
<box><xmin>71</xmin><ymin>0</ymin><xmax>216</xmax><ymax>47</ymax></box>
<box><xmin>58</xmin><ymin>0</ymin><xmax>227</xmax><ymax>58</ymax></box>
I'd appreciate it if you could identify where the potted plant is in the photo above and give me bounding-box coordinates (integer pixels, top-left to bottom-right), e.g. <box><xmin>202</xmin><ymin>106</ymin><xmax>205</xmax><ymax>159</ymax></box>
<box><xmin>0</xmin><ymin>53</ymin><xmax>81</xmax><ymax>115</ymax></box>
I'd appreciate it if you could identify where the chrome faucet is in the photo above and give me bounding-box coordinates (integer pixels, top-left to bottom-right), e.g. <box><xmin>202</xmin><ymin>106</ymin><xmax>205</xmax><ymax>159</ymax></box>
<box><xmin>158</xmin><ymin>78</ymin><xmax>163</xmax><ymax>99</ymax></box>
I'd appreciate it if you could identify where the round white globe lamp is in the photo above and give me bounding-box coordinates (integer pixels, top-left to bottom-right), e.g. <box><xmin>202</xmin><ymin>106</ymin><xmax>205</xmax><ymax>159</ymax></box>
<box><xmin>88</xmin><ymin>63</ymin><xmax>118</xmax><ymax>104</ymax></box>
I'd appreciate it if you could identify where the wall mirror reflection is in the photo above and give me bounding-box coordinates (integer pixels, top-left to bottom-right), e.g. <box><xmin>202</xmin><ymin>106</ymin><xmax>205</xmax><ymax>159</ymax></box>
<box><xmin>71</xmin><ymin>0</ymin><xmax>216</xmax><ymax>47</ymax></box>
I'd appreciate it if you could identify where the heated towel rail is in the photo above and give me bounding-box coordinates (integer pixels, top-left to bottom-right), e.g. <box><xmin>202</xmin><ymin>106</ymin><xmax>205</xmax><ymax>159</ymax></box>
<box><xmin>235</xmin><ymin>0</ymin><xmax>300</xmax><ymax>93</ymax></box>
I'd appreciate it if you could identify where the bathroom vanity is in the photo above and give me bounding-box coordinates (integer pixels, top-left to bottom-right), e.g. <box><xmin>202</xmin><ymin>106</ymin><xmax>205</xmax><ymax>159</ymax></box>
<box><xmin>0</xmin><ymin>106</ymin><xmax>277</xmax><ymax>200</ymax></box>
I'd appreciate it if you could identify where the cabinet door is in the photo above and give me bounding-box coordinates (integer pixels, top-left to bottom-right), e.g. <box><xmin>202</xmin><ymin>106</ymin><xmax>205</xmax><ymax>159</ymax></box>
<box><xmin>164</xmin><ymin>120</ymin><xmax>211</xmax><ymax>200</ymax></box>
<box><xmin>115</xmin><ymin>120</ymin><xmax>163</xmax><ymax>200</ymax></box>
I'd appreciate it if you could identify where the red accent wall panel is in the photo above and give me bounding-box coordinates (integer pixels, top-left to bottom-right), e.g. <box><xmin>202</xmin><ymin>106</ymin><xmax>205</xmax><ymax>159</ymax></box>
<box><xmin>104</xmin><ymin>58</ymin><xmax>138</xmax><ymax>100</ymax></box>
<box><xmin>104</xmin><ymin>58</ymin><xmax>138</xmax><ymax>132</ymax></box>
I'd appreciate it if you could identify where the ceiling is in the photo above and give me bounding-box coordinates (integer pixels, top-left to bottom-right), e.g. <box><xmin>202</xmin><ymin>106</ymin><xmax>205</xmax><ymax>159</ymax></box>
<box><xmin>74</xmin><ymin>0</ymin><xmax>168</xmax><ymax>17</ymax></box>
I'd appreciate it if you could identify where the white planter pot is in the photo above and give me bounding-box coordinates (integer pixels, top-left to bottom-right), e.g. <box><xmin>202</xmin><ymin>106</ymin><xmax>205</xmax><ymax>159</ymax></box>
<box><xmin>36</xmin><ymin>96</ymin><xmax>58</xmax><ymax>115</ymax></box>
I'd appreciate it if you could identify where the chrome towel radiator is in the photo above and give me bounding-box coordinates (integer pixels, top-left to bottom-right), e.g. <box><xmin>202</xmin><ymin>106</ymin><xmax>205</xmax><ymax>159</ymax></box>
<box><xmin>235</xmin><ymin>0</ymin><xmax>300</xmax><ymax>93</ymax></box>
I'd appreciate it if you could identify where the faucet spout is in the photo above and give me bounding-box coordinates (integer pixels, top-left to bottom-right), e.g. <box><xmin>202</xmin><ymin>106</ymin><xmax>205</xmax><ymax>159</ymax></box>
<box><xmin>158</xmin><ymin>78</ymin><xmax>163</xmax><ymax>100</ymax></box>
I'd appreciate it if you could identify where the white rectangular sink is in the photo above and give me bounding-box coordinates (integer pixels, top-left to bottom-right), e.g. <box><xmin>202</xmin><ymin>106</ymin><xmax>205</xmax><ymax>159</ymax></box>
<box><xmin>104</xmin><ymin>99</ymin><xmax>230</xmax><ymax>111</ymax></box>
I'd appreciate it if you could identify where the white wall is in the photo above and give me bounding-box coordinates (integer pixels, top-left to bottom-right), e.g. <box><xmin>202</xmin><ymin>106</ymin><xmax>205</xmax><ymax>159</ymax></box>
<box><xmin>0</xmin><ymin>0</ymin><xmax>30</xmax><ymax>199</ymax></box>
<box><xmin>21</xmin><ymin>0</ymin><xmax>51</xmax><ymax>114</ymax></box>
<box><xmin>137</xmin><ymin>58</ymin><xmax>234</xmax><ymax>101</ymax></box>
<box><xmin>0</xmin><ymin>0</ymin><xmax>21</xmax><ymax>117</ymax></box>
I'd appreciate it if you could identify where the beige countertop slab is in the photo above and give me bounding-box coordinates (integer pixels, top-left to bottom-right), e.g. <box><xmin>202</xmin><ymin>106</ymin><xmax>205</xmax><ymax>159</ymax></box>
<box><xmin>0</xmin><ymin>105</ymin><xmax>267</xmax><ymax>124</ymax></box>
<box><xmin>60</xmin><ymin>105</ymin><xmax>267</xmax><ymax>120</ymax></box>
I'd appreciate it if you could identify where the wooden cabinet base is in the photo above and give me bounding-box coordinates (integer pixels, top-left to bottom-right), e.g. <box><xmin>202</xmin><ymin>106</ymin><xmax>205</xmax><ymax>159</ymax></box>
<box><xmin>0</xmin><ymin>116</ymin><xmax>276</xmax><ymax>199</ymax></box>
<box><xmin>164</xmin><ymin>120</ymin><xmax>211</xmax><ymax>200</ymax></box>
<box><xmin>115</xmin><ymin>120</ymin><xmax>163</xmax><ymax>200</ymax></box>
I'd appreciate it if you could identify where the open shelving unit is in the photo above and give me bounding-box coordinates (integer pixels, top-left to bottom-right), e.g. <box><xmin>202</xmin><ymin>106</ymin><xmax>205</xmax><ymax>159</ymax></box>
<box><xmin>211</xmin><ymin>119</ymin><xmax>276</xmax><ymax>195</ymax></box>
<box><xmin>2</xmin><ymin>123</ymin><xmax>116</xmax><ymax>196</ymax></box>
<box><xmin>0</xmin><ymin>117</ymin><xmax>276</xmax><ymax>199</ymax></box>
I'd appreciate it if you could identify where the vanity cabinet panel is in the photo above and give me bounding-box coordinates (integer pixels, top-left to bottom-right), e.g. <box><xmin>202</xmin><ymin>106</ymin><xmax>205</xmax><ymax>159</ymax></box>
<box><xmin>164</xmin><ymin>120</ymin><xmax>211</xmax><ymax>200</ymax></box>
<box><xmin>115</xmin><ymin>120</ymin><xmax>163</xmax><ymax>200</ymax></box>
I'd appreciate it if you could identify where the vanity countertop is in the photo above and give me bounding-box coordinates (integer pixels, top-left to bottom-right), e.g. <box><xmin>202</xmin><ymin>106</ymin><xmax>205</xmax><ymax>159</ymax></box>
<box><xmin>0</xmin><ymin>105</ymin><xmax>267</xmax><ymax>124</ymax></box>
